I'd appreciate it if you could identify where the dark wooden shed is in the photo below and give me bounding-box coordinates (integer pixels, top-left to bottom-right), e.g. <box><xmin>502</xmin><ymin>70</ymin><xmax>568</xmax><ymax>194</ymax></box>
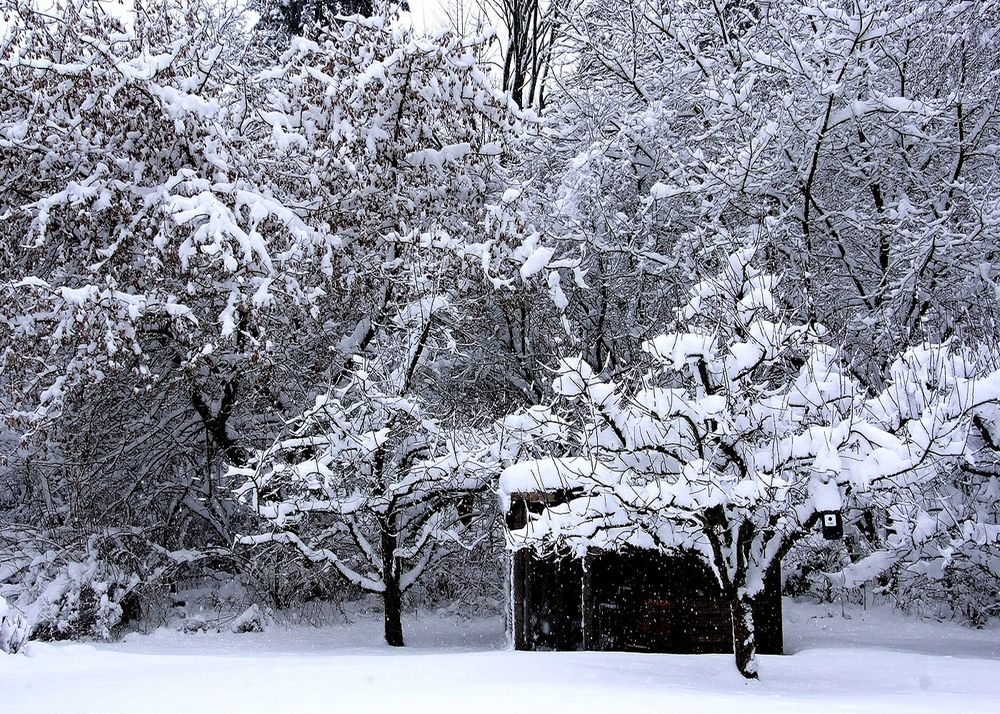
<box><xmin>506</xmin><ymin>492</ymin><xmax>783</xmax><ymax>655</ymax></box>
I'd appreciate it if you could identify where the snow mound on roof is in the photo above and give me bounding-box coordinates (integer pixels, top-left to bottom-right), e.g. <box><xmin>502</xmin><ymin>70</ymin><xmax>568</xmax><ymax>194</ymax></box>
<box><xmin>498</xmin><ymin>456</ymin><xmax>620</xmax><ymax>511</ymax></box>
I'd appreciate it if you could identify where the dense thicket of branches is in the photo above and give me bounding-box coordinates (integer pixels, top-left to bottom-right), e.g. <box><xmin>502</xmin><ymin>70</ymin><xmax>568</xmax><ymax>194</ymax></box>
<box><xmin>1</xmin><ymin>0</ymin><xmax>998</xmax><ymax>674</ymax></box>
<box><xmin>254</xmin><ymin>0</ymin><xmax>376</xmax><ymax>39</ymax></box>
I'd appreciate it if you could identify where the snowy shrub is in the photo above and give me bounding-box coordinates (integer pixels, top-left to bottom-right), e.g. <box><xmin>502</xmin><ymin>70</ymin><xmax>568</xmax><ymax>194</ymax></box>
<box><xmin>24</xmin><ymin>553</ymin><xmax>134</xmax><ymax>642</ymax></box>
<box><xmin>866</xmin><ymin>540</ymin><xmax>1000</xmax><ymax>628</ymax></box>
<box><xmin>238</xmin><ymin>542</ymin><xmax>348</xmax><ymax>612</ymax></box>
<box><xmin>783</xmin><ymin>540</ymin><xmax>851</xmax><ymax>602</ymax></box>
<box><xmin>33</xmin><ymin>575</ymin><xmax>123</xmax><ymax>641</ymax></box>
<box><xmin>228</xmin><ymin>604</ymin><xmax>270</xmax><ymax>633</ymax></box>
<box><xmin>0</xmin><ymin>529</ymin><xmax>143</xmax><ymax>641</ymax></box>
<box><xmin>0</xmin><ymin>595</ymin><xmax>29</xmax><ymax>654</ymax></box>
<box><xmin>180</xmin><ymin>616</ymin><xmax>212</xmax><ymax>633</ymax></box>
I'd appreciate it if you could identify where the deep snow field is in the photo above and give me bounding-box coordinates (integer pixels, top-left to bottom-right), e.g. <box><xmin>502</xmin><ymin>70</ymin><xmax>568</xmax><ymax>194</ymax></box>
<box><xmin>2</xmin><ymin>599</ymin><xmax>998</xmax><ymax>714</ymax></box>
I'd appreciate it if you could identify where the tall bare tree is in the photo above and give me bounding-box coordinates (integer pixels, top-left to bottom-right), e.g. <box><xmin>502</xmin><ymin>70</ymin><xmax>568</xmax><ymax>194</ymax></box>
<box><xmin>488</xmin><ymin>0</ymin><xmax>571</xmax><ymax>110</ymax></box>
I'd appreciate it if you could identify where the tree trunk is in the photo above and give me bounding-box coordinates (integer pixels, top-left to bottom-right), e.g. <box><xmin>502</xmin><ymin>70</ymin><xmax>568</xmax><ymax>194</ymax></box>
<box><xmin>731</xmin><ymin>595</ymin><xmax>759</xmax><ymax>680</ymax></box>
<box><xmin>381</xmin><ymin>527</ymin><xmax>404</xmax><ymax>647</ymax></box>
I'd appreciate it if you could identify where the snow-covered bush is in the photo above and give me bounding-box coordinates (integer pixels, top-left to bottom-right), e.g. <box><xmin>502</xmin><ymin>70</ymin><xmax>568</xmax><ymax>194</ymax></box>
<box><xmin>238</xmin><ymin>542</ymin><xmax>347</xmax><ymax>611</ymax></box>
<box><xmin>228</xmin><ymin>603</ymin><xmax>270</xmax><ymax>633</ymax></box>
<box><xmin>0</xmin><ymin>595</ymin><xmax>29</xmax><ymax>654</ymax></box>
<box><xmin>0</xmin><ymin>528</ymin><xmax>144</xmax><ymax>641</ymax></box>
<box><xmin>29</xmin><ymin>563</ymin><xmax>127</xmax><ymax>642</ymax></box>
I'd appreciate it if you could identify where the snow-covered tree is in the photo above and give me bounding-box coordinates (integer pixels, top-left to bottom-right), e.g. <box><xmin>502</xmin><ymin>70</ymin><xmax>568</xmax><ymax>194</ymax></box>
<box><xmin>0</xmin><ymin>0</ymin><xmax>291</xmax><ymax>547</ymax></box>
<box><xmin>498</xmin><ymin>0</ymin><xmax>1000</xmax><ymax>624</ymax></box>
<box><xmin>527</xmin><ymin>0</ymin><xmax>1000</xmax><ymax>378</ymax></box>
<box><xmin>1</xmin><ymin>0</ymin><xmax>559</xmax><ymax>627</ymax></box>
<box><xmin>503</xmin><ymin>241</ymin><xmax>1000</xmax><ymax>677</ymax></box>
<box><xmin>1</xmin><ymin>0</ymin><xmax>532</xmax><ymax>511</ymax></box>
<box><xmin>232</xmin><ymin>322</ymin><xmax>571</xmax><ymax>643</ymax></box>
<box><xmin>233</xmin><ymin>348</ymin><xmax>498</xmax><ymax>646</ymax></box>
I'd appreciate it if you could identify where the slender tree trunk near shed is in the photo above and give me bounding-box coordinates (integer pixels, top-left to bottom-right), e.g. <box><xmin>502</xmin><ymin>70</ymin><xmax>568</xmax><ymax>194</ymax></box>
<box><xmin>381</xmin><ymin>526</ymin><xmax>405</xmax><ymax>647</ymax></box>
<box><xmin>731</xmin><ymin>594</ymin><xmax>759</xmax><ymax>680</ymax></box>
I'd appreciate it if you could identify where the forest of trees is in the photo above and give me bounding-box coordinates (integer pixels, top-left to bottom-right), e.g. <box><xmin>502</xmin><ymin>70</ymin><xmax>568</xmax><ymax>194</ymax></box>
<box><xmin>1</xmin><ymin>0</ymin><xmax>999</xmax><ymax>677</ymax></box>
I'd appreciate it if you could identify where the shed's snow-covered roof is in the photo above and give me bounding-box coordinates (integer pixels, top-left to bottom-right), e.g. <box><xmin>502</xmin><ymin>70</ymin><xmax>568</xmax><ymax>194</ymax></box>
<box><xmin>498</xmin><ymin>456</ymin><xmax>620</xmax><ymax>511</ymax></box>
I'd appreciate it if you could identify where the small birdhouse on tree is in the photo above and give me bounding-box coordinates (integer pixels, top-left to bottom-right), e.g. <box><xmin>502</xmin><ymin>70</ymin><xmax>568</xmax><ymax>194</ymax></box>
<box><xmin>819</xmin><ymin>510</ymin><xmax>843</xmax><ymax>540</ymax></box>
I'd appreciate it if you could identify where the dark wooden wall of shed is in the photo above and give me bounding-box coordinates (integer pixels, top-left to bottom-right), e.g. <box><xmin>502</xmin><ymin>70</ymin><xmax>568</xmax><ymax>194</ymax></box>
<box><xmin>511</xmin><ymin>548</ymin><xmax>783</xmax><ymax>655</ymax></box>
<box><xmin>590</xmin><ymin>550</ymin><xmax>727</xmax><ymax>654</ymax></box>
<box><xmin>507</xmin><ymin>492</ymin><xmax>586</xmax><ymax>651</ymax></box>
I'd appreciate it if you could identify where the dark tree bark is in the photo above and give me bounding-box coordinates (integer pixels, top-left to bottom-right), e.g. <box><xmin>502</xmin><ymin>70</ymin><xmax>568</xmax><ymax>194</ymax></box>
<box><xmin>731</xmin><ymin>594</ymin><xmax>759</xmax><ymax>680</ymax></box>
<box><xmin>495</xmin><ymin>0</ymin><xmax>565</xmax><ymax>110</ymax></box>
<box><xmin>381</xmin><ymin>525</ymin><xmax>405</xmax><ymax>647</ymax></box>
<box><xmin>258</xmin><ymin>0</ymin><xmax>377</xmax><ymax>37</ymax></box>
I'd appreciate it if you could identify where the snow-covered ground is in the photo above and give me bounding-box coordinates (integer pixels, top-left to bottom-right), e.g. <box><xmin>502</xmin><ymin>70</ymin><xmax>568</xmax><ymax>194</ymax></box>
<box><xmin>2</xmin><ymin>600</ymin><xmax>998</xmax><ymax>713</ymax></box>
